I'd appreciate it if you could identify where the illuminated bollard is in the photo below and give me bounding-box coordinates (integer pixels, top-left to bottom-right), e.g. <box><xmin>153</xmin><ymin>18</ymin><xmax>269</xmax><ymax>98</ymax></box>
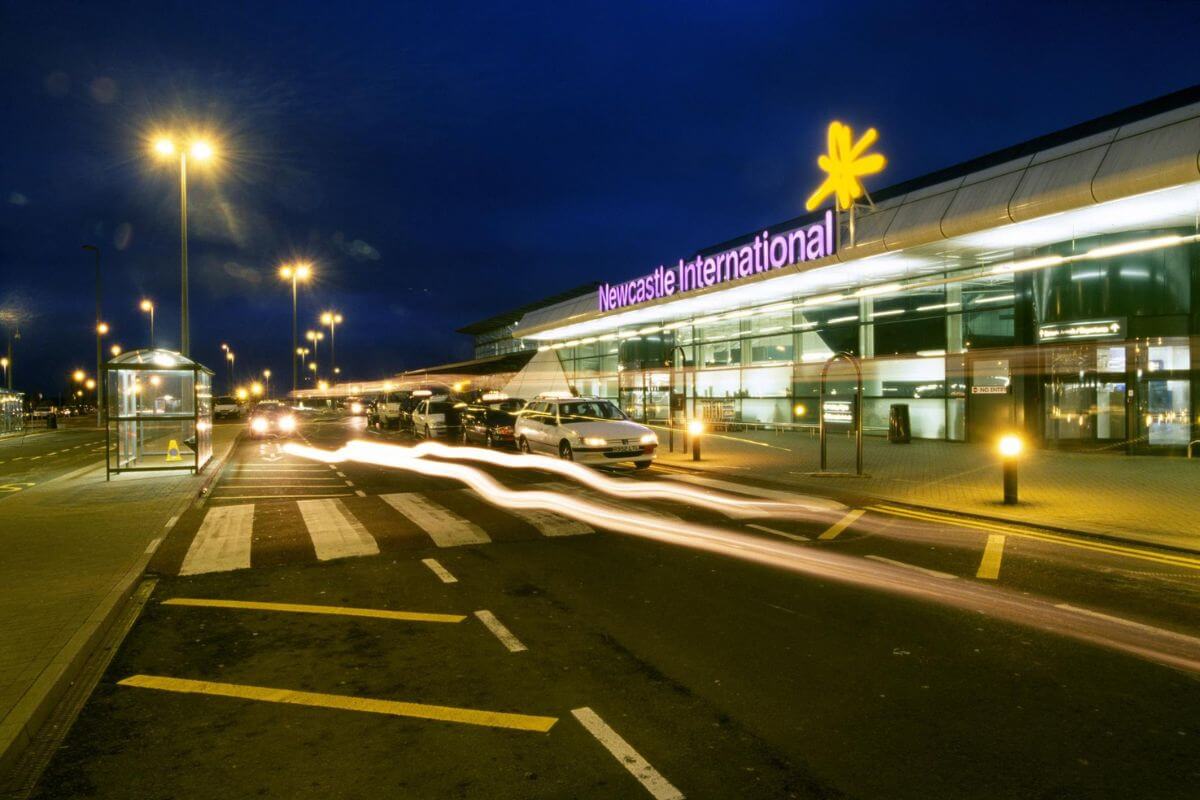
<box><xmin>688</xmin><ymin>420</ymin><xmax>704</xmax><ymax>461</ymax></box>
<box><xmin>998</xmin><ymin>434</ymin><xmax>1023</xmax><ymax>505</ymax></box>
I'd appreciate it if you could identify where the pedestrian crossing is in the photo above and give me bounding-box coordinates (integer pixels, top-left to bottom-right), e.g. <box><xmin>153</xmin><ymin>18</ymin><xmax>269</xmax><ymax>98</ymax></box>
<box><xmin>155</xmin><ymin>488</ymin><xmax>600</xmax><ymax>577</ymax></box>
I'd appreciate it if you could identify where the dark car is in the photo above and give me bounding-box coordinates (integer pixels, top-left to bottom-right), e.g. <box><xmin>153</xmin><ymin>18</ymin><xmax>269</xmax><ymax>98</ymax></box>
<box><xmin>247</xmin><ymin>401</ymin><xmax>298</xmax><ymax>439</ymax></box>
<box><xmin>458</xmin><ymin>396</ymin><xmax>527</xmax><ymax>448</ymax></box>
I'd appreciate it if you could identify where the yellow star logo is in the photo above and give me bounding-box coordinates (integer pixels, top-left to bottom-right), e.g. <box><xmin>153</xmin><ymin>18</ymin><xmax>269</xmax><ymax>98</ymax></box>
<box><xmin>805</xmin><ymin>121</ymin><xmax>886</xmax><ymax>212</ymax></box>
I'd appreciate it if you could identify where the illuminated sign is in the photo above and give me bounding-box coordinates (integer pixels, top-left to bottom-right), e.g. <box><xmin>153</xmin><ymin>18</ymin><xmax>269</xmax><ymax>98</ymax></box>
<box><xmin>806</xmin><ymin>121</ymin><xmax>887</xmax><ymax>212</ymax></box>
<box><xmin>1038</xmin><ymin>318</ymin><xmax>1124</xmax><ymax>343</ymax></box>
<box><xmin>822</xmin><ymin>399</ymin><xmax>855</xmax><ymax>425</ymax></box>
<box><xmin>599</xmin><ymin>210</ymin><xmax>835</xmax><ymax>312</ymax></box>
<box><xmin>970</xmin><ymin>385</ymin><xmax>1010</xmax><ymax>395</ymax></box>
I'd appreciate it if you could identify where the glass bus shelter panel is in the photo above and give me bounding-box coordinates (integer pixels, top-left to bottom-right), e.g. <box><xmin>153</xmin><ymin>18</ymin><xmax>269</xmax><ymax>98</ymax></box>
<box><xmin>113</xmin><ymin>417</ymin><xmax>197</xmax><ymax>470</ymax></box>
<box><xmin>0</xmin><ymin>390</ymin><xmax>23</xmax><ymax>434</ymax></box>
<box><xmin>196</xmin><ymin>371</ymin><xmax>213</xmax><ymax>468</ymax></box>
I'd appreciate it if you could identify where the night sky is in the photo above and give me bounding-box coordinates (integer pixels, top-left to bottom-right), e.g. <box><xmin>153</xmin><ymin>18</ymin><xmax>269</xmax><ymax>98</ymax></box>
<box><xmin>1</xmin><ymin>1</ymin><xmax>1198</xmax><ymax>396</ymax></box>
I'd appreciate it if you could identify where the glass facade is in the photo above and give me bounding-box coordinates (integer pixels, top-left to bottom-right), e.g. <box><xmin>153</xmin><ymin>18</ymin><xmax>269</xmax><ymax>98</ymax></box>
<box><xmin>543</xmin><ymin>230</ymin><xmax>1200</xmax><ymax>454</ymax></box>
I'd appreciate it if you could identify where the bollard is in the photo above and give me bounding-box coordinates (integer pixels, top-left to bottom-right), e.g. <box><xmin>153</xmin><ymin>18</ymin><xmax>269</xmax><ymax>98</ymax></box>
<box><xmin>688</xmin><ymin>420</ymin><xmax>704</xmax><ymax>461</ymax></box>
<box><xmin>998</xmin><ymin>435</ymin><xmax>1022</xmax><ymax>505</ymax></box>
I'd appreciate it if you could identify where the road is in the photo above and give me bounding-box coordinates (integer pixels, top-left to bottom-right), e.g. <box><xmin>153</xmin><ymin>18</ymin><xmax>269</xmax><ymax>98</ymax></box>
<box><xmin>23</xmin><ymin>415</ymin><xmax>1200</xmax><ymax>799</ymax></box>
<box><xmin>0</xmin><ymin>424</ymin><xmax>111</xmax><ymax>498</ymax></box>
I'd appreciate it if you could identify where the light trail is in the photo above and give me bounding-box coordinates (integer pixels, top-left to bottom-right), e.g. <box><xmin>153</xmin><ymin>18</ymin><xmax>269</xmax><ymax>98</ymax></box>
<box><xmin>331</xmin><ymin>438</ymin><xmax>834</xmax><ymax>519</ymax></box>
<box><xmin>283</xmin><ymin>440</ymin><xmax>1200</xmax><ymax>676</ymax></box>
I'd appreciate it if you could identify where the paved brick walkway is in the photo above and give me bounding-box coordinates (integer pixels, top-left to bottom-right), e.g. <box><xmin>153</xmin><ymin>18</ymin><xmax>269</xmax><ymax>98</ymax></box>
<box><xmin>0</xmin><ymin>426</ymin><xmax>239</xmax><ymax>770</ymax></box>
<box><xmin>658</xmin><ymin>429</ymin><xmax>1200</xmax><ymax>552</ymax></box>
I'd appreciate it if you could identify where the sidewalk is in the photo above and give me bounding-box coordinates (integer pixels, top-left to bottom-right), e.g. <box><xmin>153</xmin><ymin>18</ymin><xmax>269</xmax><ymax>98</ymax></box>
<box><xmin>657</xmin><ymin>429</ymin><xmax>1200</xmax><ymax>552</ymax></box>
<box><xmin>0</xmin><ymin>425</ymin><xmax>239</xmax><ymax>774</ymax></box>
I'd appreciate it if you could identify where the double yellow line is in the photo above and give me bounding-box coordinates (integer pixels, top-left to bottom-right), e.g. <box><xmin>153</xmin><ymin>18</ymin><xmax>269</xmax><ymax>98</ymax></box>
<box><xmin>871</xmin><ymin>504</ymin><xmax>1200</xmax><ymax>572</ymax></box>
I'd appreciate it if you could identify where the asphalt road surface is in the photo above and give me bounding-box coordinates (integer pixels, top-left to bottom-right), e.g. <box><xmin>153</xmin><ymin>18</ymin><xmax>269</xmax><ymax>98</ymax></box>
<box><xmin>0</xmin><ymin>424</ymin><xmax>112</xmax><ymax>498</ymax></box>
<box><xmin>26</xmin><ymin>415</ymin><xmax>1200</xmax><ymax>799</ymax></box>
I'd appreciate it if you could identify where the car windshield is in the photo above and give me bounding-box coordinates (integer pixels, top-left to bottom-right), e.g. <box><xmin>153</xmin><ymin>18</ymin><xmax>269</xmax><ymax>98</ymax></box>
<box><xmin>215</xmin><ymin>396</ymin><xmax>237</xmax><ymax>404</ymax></box>
<box><xmin>485</xmin><ymin>399</ymin><xmax>525</xmax><ymax>412</ymax></box>
<box><xmin>558</xmin><ymin>400</ymin><xmax>626</xmax><ymax>421</ymax></box>
<box><xmin>254</xmin><ymin>402</ymin><xmax>284</xmax><ymax>413</ymax></box>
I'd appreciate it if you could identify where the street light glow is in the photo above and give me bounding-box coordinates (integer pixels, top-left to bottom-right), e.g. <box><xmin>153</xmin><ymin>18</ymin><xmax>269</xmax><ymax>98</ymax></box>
<box><xmin>96</xmin><ymin>322</ymin><xmax>109</xmax><ymax>335</ymax></box>
<box><xmin>111</xmin><ymin>344</ymin><xmax>122</xmax><ymax>356</ymax></box>
<box><xmin>999</xmin><ymin>435</ymin><xmax>1023</xmax><ymax>458</ymax></box>
<box><xmin>85</xmin><ymin>378</ymin><xmax>96</xmax><ymax>390</ymax></box>
<box><xmin>73</xmin><ymin>369</ymin><xmax>85</xmax><ymax>382</ymax></box>
<box><xmin>153</xmin><ymin>137</ymin><xmax>175</xmax><ymax>156</ymax></box>
<box><xmin>190</xmin><ymin>140</ymin><xmax>213</xmax><ymax>160</ymax></box>
<box><xmin>140</xmin><ymin>299</ymin><xmax>153</xmax><ymax>312</ymax></box>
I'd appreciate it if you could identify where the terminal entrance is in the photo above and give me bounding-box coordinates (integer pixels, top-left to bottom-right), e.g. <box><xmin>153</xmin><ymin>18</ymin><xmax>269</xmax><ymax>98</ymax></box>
<box><xmin>1041</xmin><ymin>344</ymin><xmax>1128</xmax><ymax>451</ymax></box>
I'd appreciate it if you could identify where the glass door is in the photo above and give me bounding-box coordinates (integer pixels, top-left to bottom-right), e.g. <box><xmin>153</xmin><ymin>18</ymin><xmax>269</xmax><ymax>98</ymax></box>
<box><xmin>1134</xmin><ymin>339</ymin><xmax>1191</xmax><ymax>449</ymax></box>
<box><xmin>1042</xmin><ymin>344</ymin><xmax>1129</xmax><ymax>450</ymax></box>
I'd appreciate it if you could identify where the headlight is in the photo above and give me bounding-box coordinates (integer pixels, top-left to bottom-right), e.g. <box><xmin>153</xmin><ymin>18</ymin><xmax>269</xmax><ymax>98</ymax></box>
<box><xmin>350</xmin><ymin>402</ymin><xmax>363</xmax><ymax>414</ymax></box>
<box><xmin>251</xmin><ymin>417</ymin><xmax>267</xmax><ymax>433</ymax></box>
<box><xmin>639</xmin><ymin>432</ymin><xmax>658</xmax><ymax>444</ymax></box>
<box><xmin>278</xmin><ymin>415</ymin><xmax>296</xmax><ymax>432</ymax></box>
<box><xmin>582</xmin><ymin>436</ymin><xmax>607</xmax><ymax>447</ymax></box>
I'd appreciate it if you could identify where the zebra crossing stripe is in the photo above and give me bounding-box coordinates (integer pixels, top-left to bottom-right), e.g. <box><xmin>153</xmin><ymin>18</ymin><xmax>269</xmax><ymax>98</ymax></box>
<box><xmin>379</xmin><ymin>493</ymin><xmax>491</xmax><ymax>547</ymax></box>
<box><xmin>180</xmin><ymin>504</ymin><xmax>255</xmax><ymax>575</ymax></box>
<box><xmin>297</xmin><ymin>498</ymin><xmax>380</xmax><ymax>560</ymax></box>
<box><xmin>505</xmin><ymin>506</ymin><xmax>593</xmax><ymax>537</ymax></box>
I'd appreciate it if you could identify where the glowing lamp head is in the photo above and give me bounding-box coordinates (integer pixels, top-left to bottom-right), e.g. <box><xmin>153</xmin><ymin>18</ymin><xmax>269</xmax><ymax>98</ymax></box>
<box><xmin>190</xmin><ymin>141</ymin><xmax>213</xmax><ymax>161</ymax></box>
<box><xmin>140</xmin><ymin>299</ymin><xmax>153</xmax><ymax>312</ymax></box>
<box><xmin>73</xmin><ymin>369</ymin><xmax>85</xmax><ymax>382</ymax></box>
<box><xmin>153</xmin><ymin>138</ymin><xmax>175</xmax><ymax>157</ymax></box>
<box><xmin>320</xmin><ymin>312</ymin><xmax>333</xmax><ymax>325</ymax></box>
<box><xmin>998</xmin><ymin>435</ymin><xmax>1023</xmax><ymax>458</ymax></box>
<box><xmin>793</xmin><ymin>403</ymin><xmax>807</xmax><ymax>417</ymax></box>
<box><xmin>687</xmin><ymin>420</ymin><xmax>704</xmax><ymax>436</ymax></box>
<box><xmin>250</xmin><ymin>382</ymin><xmax>263</xmax><ymax>397</ymax></box>
<box><xmin>295</xmin><ymin>264</ymin><xmax>311</xmax><ymax>280</ymax></box>
<box><xmin>110</xmin><ymin>345</ymin><xmax>122</xmax><ymax>356</ymax></box>
<box><xmin>85</xmin><ymin>378</ymin><xmax>96</xmax><ymax>390</ymax></box>
<box><xmin>263</xmin><ymin>369</ymin><xmax>271</xmax><ymax>379</ymax></box>
<box><xmin>235</xmin><ymin>388</ymin><xmax>248</xmax><ymax>401</ymax></box>
<box><xmin>96</xmin><ymin>322</ymin><xmax>109</xmax><ymax>335</ymax></box>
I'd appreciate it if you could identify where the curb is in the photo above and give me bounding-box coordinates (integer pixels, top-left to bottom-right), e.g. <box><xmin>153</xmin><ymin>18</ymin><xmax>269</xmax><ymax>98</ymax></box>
<box><xmin>653</xmin><ymin>459</ymin><xmax>1200</xmax><ymax>559</ymax></box>
<box><xmin>0</xmin><ymin>430</ymin><xmax>242</xmax><ymax>781</ymax></box>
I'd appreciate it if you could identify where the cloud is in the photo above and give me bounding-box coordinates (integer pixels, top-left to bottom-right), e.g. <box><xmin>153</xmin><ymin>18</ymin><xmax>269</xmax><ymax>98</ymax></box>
<box><xmin>89</xmin><ymin>76</ymin><xmax>118</xmax><ymax>104</ymax></box>
<box><xmin>222</xmin><ymin>261</ymin><xmax>262</xmax><ymax>285</ymax></box>
<box><xmin>332</xmin><ymin>231</ymin><xmax>381</xmax><ymax>261</ymax></box>
<box><xmin>7</xmin><ymin>192</ymin><xmax>27</xmax><ymax>206</ymax></box>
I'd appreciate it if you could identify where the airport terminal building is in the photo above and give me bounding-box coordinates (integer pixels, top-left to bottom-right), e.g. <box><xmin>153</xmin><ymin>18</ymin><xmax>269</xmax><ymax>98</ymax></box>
<box><xmin>467</xmin><ymin>87</ymin><xmax>1200</xmax><ymax>455</ymax></box>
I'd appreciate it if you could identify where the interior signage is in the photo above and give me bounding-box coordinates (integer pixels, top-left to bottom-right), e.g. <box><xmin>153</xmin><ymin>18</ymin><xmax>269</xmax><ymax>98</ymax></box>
<box><xmin>970</xmin><ymin>385</ymin><xmax>1010</xmax><ymax>395</ymax></box>
<box><xmin>1038</xmin><ymin>318</ymin><xmax>1125</xmax><ymax>343</ymax></box>
<box><xmin>598</xmin><ymin>210</ymin><xmax>836</xmax><ymax>312</ymax></box>
<box><xmin>822</xmin><ymin>399</ymin><xmax>855</xmax><ymax>425</ymax></box>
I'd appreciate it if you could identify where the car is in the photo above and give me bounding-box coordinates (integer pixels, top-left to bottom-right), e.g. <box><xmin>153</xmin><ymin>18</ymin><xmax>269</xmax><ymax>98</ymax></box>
<box><xmin>344</xmin><ymin>396</ymin><xmax>366</xmax><ymax>416</ymax></box>
<box><xmin>247</xmin><ymin>401</ymin><xmax>297</xmax><ymax>438</ymax></box>
<box><xmin>514</xmin><ymin>396</ymin><xmax>657</xmax><ymax>468</ymax></box>
<box><xmin>459</xmin><ymin>395</ymin><xmax>526</xmax><ymax>448</ymax></box>
<box><xmin>411</xmin><ymin>397</ymin><xmax>461</xmax><ymax>439</ymax></box>
<box><xmin>213</xmin><ymin>395</ymin><xmax>241</xmax><ymax>420</ymax></box>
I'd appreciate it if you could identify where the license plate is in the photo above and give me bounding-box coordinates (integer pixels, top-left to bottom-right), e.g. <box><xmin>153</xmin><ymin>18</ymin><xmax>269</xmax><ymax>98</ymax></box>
<box><xmin>612</xmin><ymin>447</ymin><xmax>640</xmax><ymax>454</ymax></box>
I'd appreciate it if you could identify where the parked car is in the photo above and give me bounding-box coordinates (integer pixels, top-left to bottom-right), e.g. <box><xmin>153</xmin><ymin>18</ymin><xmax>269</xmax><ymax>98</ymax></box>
<box><xmin>213</xmin><ymin>395</ymin><xmax>241</xmax><ymax>420</ymax></box>
<box><xmin>459</xmin><ymin>395</ymin><xmax>526</xmax><ymax>448</ymax></box>
<box><xmin>411</xmin><ymin>398</ymin><xmax>461</xmax><ymax>439</ymax></box>
<box><xmin>247</xmin><ymin>401</ymin><xmax>297</xmax><ymax>439</ymax></box>
<box><xmin>514</xmin><ymin>396</ymin><xmax>657</xmax><ymax>468</ymax></box>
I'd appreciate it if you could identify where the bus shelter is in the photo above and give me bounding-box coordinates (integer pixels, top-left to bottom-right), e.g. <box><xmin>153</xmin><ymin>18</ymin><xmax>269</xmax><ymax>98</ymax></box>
<box><xmin>0</xmin><ymin>389</ymin><xmax>23</xmax><ymax>434</ymax></box>
<box><xmin>104</xmin><ymin>348</ymin><xmax>213</xmax><ymax>478</ymax></box>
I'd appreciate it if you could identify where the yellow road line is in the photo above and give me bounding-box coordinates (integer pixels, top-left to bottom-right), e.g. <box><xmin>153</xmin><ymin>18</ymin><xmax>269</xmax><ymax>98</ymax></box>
<box><xmin>818</xmin><ymin>508</ymin><xmax>865</xmax><ymax>540</ymax></box>
<box><xmin>162</xmin><ymin>597</ymin><xmax>465</xmax><ymax>623</ymax></box>
<box><xmin>118</xmin><ymin>674</ymin><xmax>557</xmax><ymax>732</ymax></box>
<box><xmin>872</xmin><ymin>504</ymin><xmax>1200</xmax><ymax>571</ymax></box>
<box><xmin>976</xmin><ymin>534</ymin><xmax>1006</xmax><ymax>580</ymax></box>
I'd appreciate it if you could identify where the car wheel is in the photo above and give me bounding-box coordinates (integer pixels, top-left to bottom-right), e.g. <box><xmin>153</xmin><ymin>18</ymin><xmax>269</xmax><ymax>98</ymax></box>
<box><xmin>518</xmin><ymin>436</ymin><xmax>531</xmax><ymax>454</ymax></box>
<box><xmin>558</xmin><ymin>440</ymin><xmax>573</xmax><ymax>461</ymax></box>
<box><xmin>634</xmin><ymin>459</ymin><xmax>652</xmax><ymax>470</ymax></box>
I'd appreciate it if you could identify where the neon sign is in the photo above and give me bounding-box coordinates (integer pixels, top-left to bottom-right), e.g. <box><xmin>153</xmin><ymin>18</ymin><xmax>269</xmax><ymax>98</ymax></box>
<box><xmin>805</xmin><ymin>121</ymin><xmax>886</xmax><ymax>212</ymax></box>
<box><xmin>598</xmin><ymin>210</ymin><xmax>835</xmax><ymax>312</ymax></box>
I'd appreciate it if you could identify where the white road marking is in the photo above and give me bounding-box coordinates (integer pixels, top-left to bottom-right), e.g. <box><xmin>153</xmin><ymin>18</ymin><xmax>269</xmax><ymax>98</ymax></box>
<box><xmin>571</xmin><ymin>707</ymin><xmax>684</xmax><ymax>800</ymax></box>
<box><xmin>211</xmin><ymin>492</ymin><xmax>353</xmax><ymax>500</ymax></box>
<box><xmin>335</xmin><ymin>471</ymin><xmax>347</xmax><ymax>478</ymax></box>
<box><xmin>473</xmin><ymin>609</ymin><xmax>527</xmax><ymax>652</ymax></box>
<box><xmin>865</xmin><ymin>554</ymin><xmax>957</xmax><ymax>580</ymax></box>
<box><xmin>506</xmin><ymin>506</ymin><xmax>594</xmax><ymax>537</ymax></box>
<box><xmin>145</xmin><ymin>537</ymin><xmax>162</xmax><ymax>554</ymax></box>
<box><xmin>664</xmin><ymin>472</ymin><xmax>842</xmax><ymax>510</ymax></box>
<box><xmin>1054</xmin><ymin>604</ymin><xmax>1200</xmax><ymax>645</ymax></box>
<box><xmin>344</xmin><ymin>479</ymin><xmax>356</xmax><ymax>487</ymax></box>
<box><xmin>355</xmin><ymin>489</ymin><xmax>367</xmax><ymax>497</ymax></box>
<box><xmin>746</xmin><ymin>523</ymin><xmax>809</xmax><ymax>542</ymax></box>
<box><xmin>164</xmin><ymin>514</ymin><xmax>180</xmax><ymax>529</ymax></box>
<box><xmin>380</xmin><ymin>492</ymin><xmax>491</xmax><ymax>547</ymax></box>
<box><xmin>297</xmin><ymin>498</ymin><xmax>380</xmax><ymax>560</ymax></box>
<box><xmin>818</xmin><ymin>508</ymin><xmax>865</xmax><ymax>540</ymax></box>
<box><xmin>180</xmin><ymin>504</ymin><xmax>256</xmax><ymax>575</ymax></box>
<box><xmin>422</xmin><ymin>558</ymin><xmax>458</xmax><ymax>584</ymax></box>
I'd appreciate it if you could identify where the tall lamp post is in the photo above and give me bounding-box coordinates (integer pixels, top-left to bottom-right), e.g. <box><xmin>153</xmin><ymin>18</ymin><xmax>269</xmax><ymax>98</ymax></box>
<box><xmin>305</xmin><ymin>330</ymin><xmax>324</xmax><ymax>382</ymax></box>
<box><xmin>262</xmin><ymin>369</ymin><xmax>272</xmax><ymax>398</ymax></box>
<box><xmin>151</xmin><ymin>136</ymin><xmax>215</xmax><ymax>358</ymax></box>
<box><xmin>81</xmin><ymin>244</ymin><xmax>104</xmax><ymax>426</ymax></box>
<box><xmin>278</xmin><ymin>263</ymin><xmax>312</xmax><ymax>395</ymax></box>
<box><xmin>140</xmin><ymin>299</ymin><xmax>155</xmax><ymax>347</ymax></box>
<box><xmin>320</xmin><ymin>311</ymin><xmax>343</xmax><ymax>379</ymax></box>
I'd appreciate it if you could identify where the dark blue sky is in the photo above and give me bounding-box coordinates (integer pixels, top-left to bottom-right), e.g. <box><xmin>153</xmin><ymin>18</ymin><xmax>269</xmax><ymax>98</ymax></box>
<box><xmin>1</xmin><ymin>1</ymin><xmax>1198</xmax><ymax>395</ymax></box>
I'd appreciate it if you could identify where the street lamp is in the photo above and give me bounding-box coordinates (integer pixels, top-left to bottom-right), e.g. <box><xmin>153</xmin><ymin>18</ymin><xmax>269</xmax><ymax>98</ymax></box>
<box><xmin>0</xmin><ymin>357</ymin><xmax>7</xmax><ymax>386</ymax></box>
<box><xmin>688</xmin><ymin>419</ymin><xmax>705</xmax><ymax>461</ymax></box>
<box><xmin>140</xmin><ymin>299</ymin><xmax>155</xmax><ymax>347</ymax></box>
<box><xmin>73</xmin><ymin>369</ymin><xmax>86</xmax><ymax>383</ymax></box>
<box><xmin>305</xmin><ymin>329</ymin><xmax>324</xmax><ymax>381</ymax></box>
<box><xmin>262</xmin><ymin>368</ymin><xmax>271</xmax><ymax>398</ymax></box>
<box><xmin>225</xmin><ymin>350</ymin><xmax>236</xmax><ymax>393</ymax></box>
<box><xmin>320</xmin><ymin>311</ymin><xmax>343</xmax><ymax>378</ymax></box>
<box><xmin>82</xmin><ymin>244</ymin><xmax>104</xmax><ymax>425</ymax></box>
<box><xmin>110</xmin><ymin>344</ymin><xmax>122</xmax><ymax>357</ymax></box>
<box><xmin>150</xmin><ymin>134</ymin><xmax>217</xmax><ymax>357</ymax></box>
<box><xmin>279</xmin><ymin>262</ymin><xmax>313</xmax><ymax>394</ymax></box>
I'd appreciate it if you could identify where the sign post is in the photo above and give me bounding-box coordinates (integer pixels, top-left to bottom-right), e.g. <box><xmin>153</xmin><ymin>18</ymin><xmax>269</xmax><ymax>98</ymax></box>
<box><xmin>818</xmin><ymin>352</ymin><xmax>864</xmax><ymax>476</ymax></box>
